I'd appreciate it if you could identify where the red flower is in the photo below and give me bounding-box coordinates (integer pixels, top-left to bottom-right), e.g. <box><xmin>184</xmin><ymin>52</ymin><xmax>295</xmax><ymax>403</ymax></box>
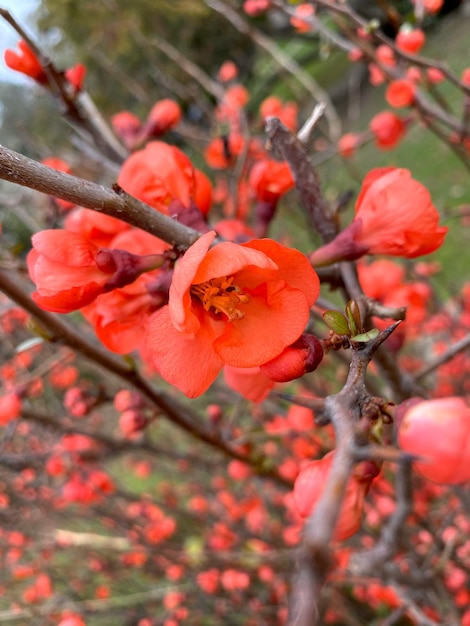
<box><xmin>397</xmin><ymin>397</ymin><xmax>470</xmax><ymax>484</ymax></box>
<box><xmin>111</xmin><ymin>111</ymin><xmax>142</xmax><ymax>150</ymax></box>
<box><xmin>309</xmin><ymin>168</ymin><xmax>447</xmax><ymax>265</ymax></box>
<box><xmin>205</xmin><ymin>134</ymin><xmax>245</xmax><ymax>169</ymax></box>
<box><xmin>385</xmin><ymin>79</ymin><xmax>415</xmax><ymax>108</ymax></box>
<box><xmin>259</xmin><ymin>96</ymin><xmax>298</xmax><ymax>132</ymax></box>
<box><xmin>64</xmin><ymin>63</ymin><xmax>86</xmax><ymax>93</ymax></box>
<box><xmin>369</xmin><ymin>111</ymin><xmax>406</xmax><ymax>149</ymax></box>
<box><xmin>0</xmin><ymin>393</ymin><xmax>22</xmax><ymax>426</ymax></box>
<box><xmin>4</xmin><ymin>40</ymin><xmax>47</xmax><ymax>83</ymax></box>
<box><xmin>81</xmin><ymin>229</ymin><xmax>170</xmax><ymax>354</ymax></box>
<box><xmin>293</xmin><ymin>451</ymin><xmax>375</xmax><ymax>541</ymax></box>
<box><xmin>145</xmin><ymin>231</ymin><xmax>320</xmax><ymax>397</ymax></box>
<box><xmin>396</xmin><ymin>28</ymin><xmax>426</xmax><ymax>54</ymax></box>
<box><xmin>65</xmin><ymin>208</ymin><xmax>130</xmax><ymax>248</ymax></box>
<box><xmin>118</xmin><ymin>141</ymin><xmax>212</xmax><ymax>216</ymax></box>
<box><xmin>249</xmin><ymin>159</ymin><xmax>294</xmax><ymax>203</ymax></box>
<box><xmin>259</xmin><ymin>333</ymin><xmax>323</xmax><ymax>382</ymax></box>
<box><xmin>290</xmin><ymin>3</ymin><xmax>315</xmax><ymax>33</ymax></box>
<box><xmin>144</xmin><ymin>99</ymin><xmax>182</xmax><ymax>137</ymax></box>
<box><xmin>243</xmin><ymin>0</ymin><xmax>271</xmax><ymax>16</ymax></box>
<box><xmin>217</xmin><ymin>61</ymin><xmax>238</xmax><ymax>83</ymax></box>
<box><xmin>224</xmin><ymin>365</ymin><xmax>275</xmax><ymax>402</ymax></box>
<box><xmin>28</xmin><ymin>230</ymin><xmax>165</xmax><ymax>313</ymax></box>
<box><xmin>338</xmin><ymin>132</ymin><xmax>360</xmax><ymax>158</ymax></box>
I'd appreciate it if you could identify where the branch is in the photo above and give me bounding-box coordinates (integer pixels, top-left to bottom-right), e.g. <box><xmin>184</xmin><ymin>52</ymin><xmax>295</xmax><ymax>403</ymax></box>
<box><xmin>265</xmin><ymin>117</ymin><xmax>337</xmax><ymax>242</ymax></box>
<box><xmin>0</xmin><ymin>144</ymin><xmax>199</xmax><ymax>249</ymax></box>
<box><xmin>289</xmin><ymin>325</ymin><xmax>398</xmax><ymax>625</ymax></box>
<box><xmin>414</xmin><ymin>331</ymin><xmax>470</xmax><ymax>382</ymax></box>
<box><xmin>350</xmin><ymin>460</ymin><xmax>413</xmax><ymax>575</ymax></box>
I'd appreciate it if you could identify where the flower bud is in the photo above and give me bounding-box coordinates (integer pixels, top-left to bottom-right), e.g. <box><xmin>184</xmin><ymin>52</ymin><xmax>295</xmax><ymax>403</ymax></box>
<box><xmin>260</xmin><ymin>334</ymin><xmax>323</xmax><ymax>383</ymax></box>
<box><xmin>397</xmin><ymin>397</ymin><xmax>470</xmax><ymax>484</ymax></box>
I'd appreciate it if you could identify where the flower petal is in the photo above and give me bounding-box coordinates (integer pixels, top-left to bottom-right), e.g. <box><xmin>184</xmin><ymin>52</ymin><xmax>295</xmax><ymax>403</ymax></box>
<box><xmin>32</xmin><ymin>283</ymin><xmax>104</xmax><ymax>313</ymax></box>
<box><xmin>145</xmin><ymin>305</ymin><xmax>224</xmax><ymax>397</ymax></box>
<box><xmin>31</xmin><ymin>230</ymin><xmax>98</xmax><ymax>266</ymax></box>
<box><xmin>242</xmin><ymin>239</ymin><xmax>319</xmax><ymax>305</ymax></box>
<box><xmin>214</xmin><ymin>281</ymin><xmax>311</xmax><ymax>366</ymax></box>
<box><xmin>169</xmin><ymin>231</ymin><xmax>216</xmax><ymax>332</ymax></box>
<box><xmin>192</xmin><ymin>241</ymin><xmax>277</xmax><ymax>283</ymax></box>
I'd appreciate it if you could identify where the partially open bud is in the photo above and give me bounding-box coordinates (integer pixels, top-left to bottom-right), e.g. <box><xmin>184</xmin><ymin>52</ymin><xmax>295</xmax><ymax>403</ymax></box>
<box><xmin>143</xmin><ymin>99</ymin><xmax>182</xmax><ymax>138</ymax></box>
<box><xmin>260</xmin><ymin>334</ymin><xmax>323</xmax><ymax>382</ymax></box>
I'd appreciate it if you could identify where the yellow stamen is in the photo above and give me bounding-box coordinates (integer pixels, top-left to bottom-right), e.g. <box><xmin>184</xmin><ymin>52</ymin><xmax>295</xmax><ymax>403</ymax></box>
<box><xmin>191</xmin><ymin>276</ymin><xmax>249</xmax><ymax>322</ymax></box>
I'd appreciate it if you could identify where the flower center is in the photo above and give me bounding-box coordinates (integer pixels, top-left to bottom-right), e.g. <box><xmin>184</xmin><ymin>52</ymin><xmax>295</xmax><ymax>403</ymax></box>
<box><xmin>191</xmin><ymin>276</ymin><xmax>249</xmax><ymax>322</ymax></box>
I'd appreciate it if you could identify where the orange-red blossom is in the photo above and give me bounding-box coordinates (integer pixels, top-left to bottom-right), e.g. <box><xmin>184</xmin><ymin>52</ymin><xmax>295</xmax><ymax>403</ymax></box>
<box><xmin>28</xmin><ymin>230</ymin><xmax>165</xmax><ymax>313</ymax></box>
<box><xmin>310</xmin><ymin>167</ymin><xmax>447</xmax><ymax>266</ymax></box>
<box><xmin>145</xmin><ymin>231</ymin><xmax>319</xmax><ymax>397</ymax></box>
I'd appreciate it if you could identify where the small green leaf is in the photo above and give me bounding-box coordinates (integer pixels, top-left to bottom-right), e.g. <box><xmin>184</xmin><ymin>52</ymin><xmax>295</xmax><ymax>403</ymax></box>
<box><xmin>351</xmin><ymin>328</ymin><xmax>380</xmax><ymax>342</ymax></box>
<box><xmin>323</xmin><ymin>310</ymin><xmax>350</xmax><ymax>335</ymax></box>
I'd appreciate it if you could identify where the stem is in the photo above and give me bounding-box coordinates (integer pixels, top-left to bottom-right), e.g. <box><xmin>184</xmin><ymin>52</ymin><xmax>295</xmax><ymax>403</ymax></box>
<box><xmin>0</xmin><ymin>144</ymin><xmax>199</xmax><ymax>249</ymax></box>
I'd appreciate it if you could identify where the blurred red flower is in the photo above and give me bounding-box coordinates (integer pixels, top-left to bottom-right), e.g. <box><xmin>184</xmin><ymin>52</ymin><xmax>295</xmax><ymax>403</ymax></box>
<box><xmin>4</xmin><ymin>40</ymin><xmax>46</xmax><ymax>83</ymax></box>
<box><xmin>369</xmin><ymin>111</ymin><xmax>406</xmax><ymax>149</ymax></box>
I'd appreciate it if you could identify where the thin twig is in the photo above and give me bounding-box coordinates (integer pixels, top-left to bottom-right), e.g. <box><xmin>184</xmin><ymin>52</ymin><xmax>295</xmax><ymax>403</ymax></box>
<box><xmin>0</xmin><ymin>8</ymin><xmax>127</xmax><ymax>163</ymax></box>
<box><xmin>414</xmin><ymin>331</ymin><xmax>470</xmax><ymax>382</ymax></box>
<box><xmin>265</xmin><ymin>117</ymin><xmax>337</xmax><ymax>242</ymax></box>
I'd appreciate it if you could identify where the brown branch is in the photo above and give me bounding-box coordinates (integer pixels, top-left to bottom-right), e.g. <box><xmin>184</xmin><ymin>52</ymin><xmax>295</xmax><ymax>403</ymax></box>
<box><xmin>351</xmin><ymin>460</ymin><xmax>413</xmax><ymax>576</ymax></box>
<box><xmin>265</xmin><ymin>117</ymin><xmax>337</xmax><ymax>242</ymax></box>
<box><xmin>0</xmin><ymin>144</ymin><xmax>200</xmax><ymax>249</ymax></box>
<box><xmin>414</xmin><ymin>331</ymin><xmax>470</xmax><ymax>382</ymax></box>
<box><xmin>289</xmin><ymin>324</ymin><xmax>399</xmax><ymax>625</ymax></box>
<box><xmin>20</xmin><ymin>408</ymin><xmax>211</xmax><ymax>467</ymax></box>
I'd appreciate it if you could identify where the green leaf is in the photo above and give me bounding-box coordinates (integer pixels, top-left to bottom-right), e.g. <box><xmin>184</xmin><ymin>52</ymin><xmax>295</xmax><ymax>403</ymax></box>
<box><xmin>351</xmin><ymin>329</ymin><xmax>380</xmax><ymax>342</ymax></box>
<box><xmin>323</xmin><ymin>310</ymin><xmax>350</xmax><ymax>335</ymax></box>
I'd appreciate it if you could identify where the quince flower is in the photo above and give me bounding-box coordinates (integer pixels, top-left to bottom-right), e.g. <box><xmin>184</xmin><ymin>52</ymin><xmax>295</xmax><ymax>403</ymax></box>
<box><xmin>145</xmin><ymin>231</ymin><xmax>319</xmax><ymax>397</ymax></box>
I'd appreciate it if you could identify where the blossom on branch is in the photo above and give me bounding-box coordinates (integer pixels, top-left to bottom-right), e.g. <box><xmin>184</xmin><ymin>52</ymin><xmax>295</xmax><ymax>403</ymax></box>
<box><xmin>4</xmin><ymin>40</ymin><xmax>47</xmax><ymax>84</ymax></box>
<box><xmin>28</xmin><ymin>230</ymin><xmax>166</xmax><ymax>313</ymax></box>
<box><xmin>4</xmin><ymin>40</ymin><xmax>86</xmax><ymax>92</ymax></box>
<box><xmin>118</xmin><ymin>141</ymin><xmax>212</xmax><ymax>216</ymax></box>
<box><xmin>145</xmin><ymin>231</ymin><xmax>320</xmax><ymax>397</ymax></box>
<box><xmin>309</xmin><ymin>168</ymin><xmax>447</xmax><ymax>266</ymax></box>
<box><xmin>369</xmin><ymin>111</ymin><xmax>407</xmax><ymax>149</ymax></box>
